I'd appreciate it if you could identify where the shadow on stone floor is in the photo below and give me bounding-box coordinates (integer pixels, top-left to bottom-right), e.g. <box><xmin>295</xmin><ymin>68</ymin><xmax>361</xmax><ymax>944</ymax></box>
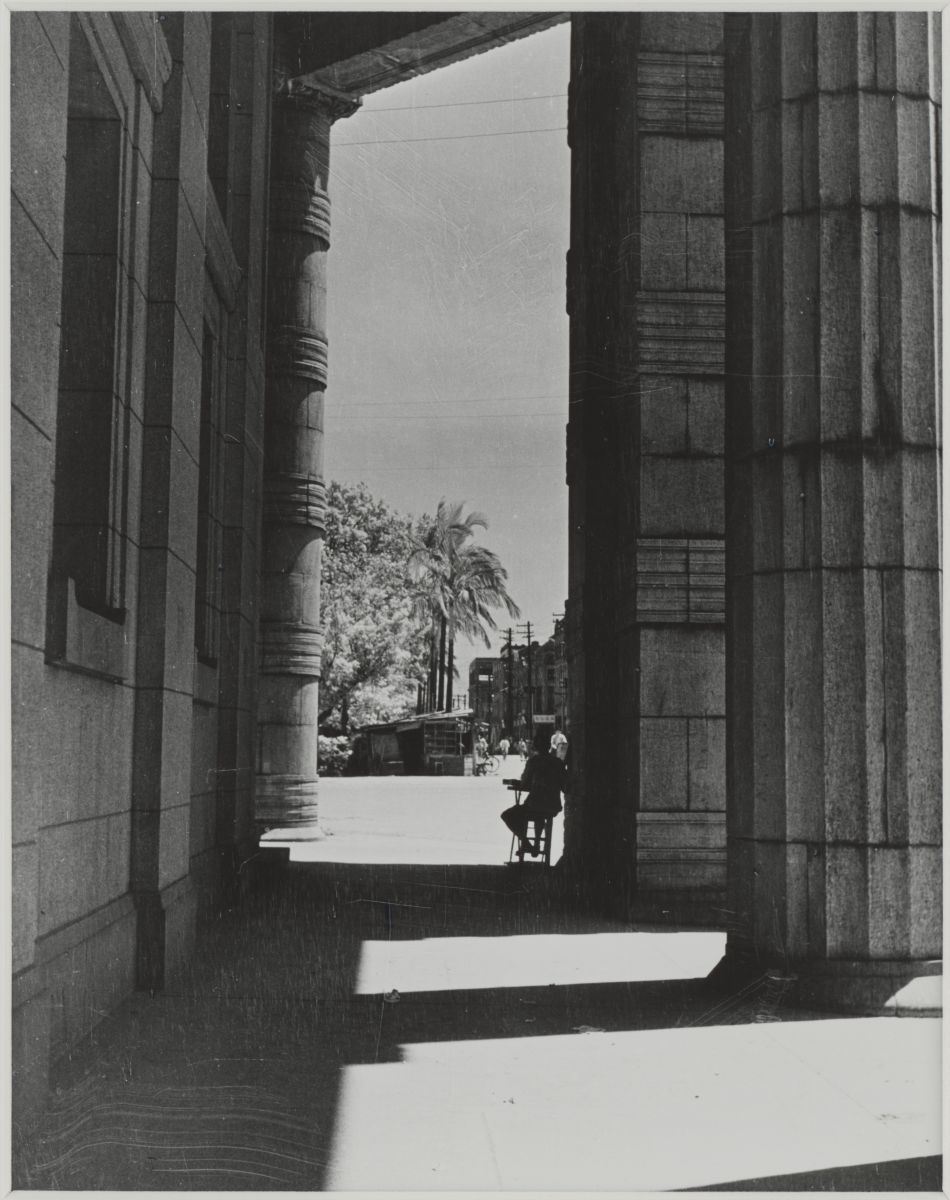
<box><xmin>685</xmin><ymin>1154</ymin><xmax>942</xmax><ymax>1192</ymax></box>
<box><xmin>13</xmin><ymin>862</ymin><xmax>919</xmax><ymax>1191</ymax></box>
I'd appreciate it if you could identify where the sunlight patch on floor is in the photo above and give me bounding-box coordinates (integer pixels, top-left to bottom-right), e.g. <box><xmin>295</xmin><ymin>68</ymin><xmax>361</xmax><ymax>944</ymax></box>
<box><xmin>262</xmin><ymin>778</ymin><xmax>563</xmax><ymax>865</ymax></box>
<box><xmin>264</xmin><ymin>774</ymin><xmax>565</xmax><ymax>865</ymax></box>
<box><xmin>325</xmin><ymin>1017</ymin><xmax>941</xmax><ymax>1191</ymax></box>
<box><xmin>355</xmin><ymin>931</ymin><xmax>727</xmax><ymax>994</ymax></box>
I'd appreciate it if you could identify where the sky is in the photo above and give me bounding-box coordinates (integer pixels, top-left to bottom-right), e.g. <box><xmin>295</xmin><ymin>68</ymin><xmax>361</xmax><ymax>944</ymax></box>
<box><xmin>325</xmin><ymin>22</ymin><xmax>571</xmax><ymax>692</ymax></box>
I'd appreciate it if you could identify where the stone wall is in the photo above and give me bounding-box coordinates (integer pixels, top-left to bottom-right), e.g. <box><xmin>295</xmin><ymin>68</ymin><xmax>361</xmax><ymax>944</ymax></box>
<box><xmin>186</xmin><ymin>14</ymin><xmax>271</xmax><ymax>915</ymax></box>
<box><xmin>11</xmin><ymin>11</ymin><xmax>271</xmax><ymax>1123</ymax></box>
<box><xmin>12</xmin><ymin>10</ymin><xmax>160</xmax><ymax>1122</ymax></box>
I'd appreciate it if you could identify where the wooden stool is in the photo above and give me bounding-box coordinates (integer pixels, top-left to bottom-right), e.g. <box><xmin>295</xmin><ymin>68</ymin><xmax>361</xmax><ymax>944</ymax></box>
<box><xmin>503</xmin><ymin>779</ymin><xmax>553</xmax><ymax>866</ymax></box>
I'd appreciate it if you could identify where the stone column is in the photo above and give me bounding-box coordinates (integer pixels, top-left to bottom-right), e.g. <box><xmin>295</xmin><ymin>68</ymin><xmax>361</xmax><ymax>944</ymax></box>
<box><xmin>564</xmin><ymin>14</ymin><xmax>640</xmax><ymax>904</ymax></box>
<box><xmin>720</xmin><ymin>13</ymin><xmax>941</xmax><ymax>1012</ymax></box>
<box><xmin>256</xmin><ymin>81</ymin><xmax>358</xmax><ymax>833</ymax></box>
<box><xmin>565</xmin><ymin>14</ymin><xmax>728</xmax><ymax>914</ymax></box>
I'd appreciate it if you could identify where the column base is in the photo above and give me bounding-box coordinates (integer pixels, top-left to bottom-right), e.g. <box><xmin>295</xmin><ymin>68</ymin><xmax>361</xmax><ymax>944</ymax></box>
<box><xmin>259</xmin><ymin>824</ymin><xmax>326</xmax><ymax>844</ymax></box>
<box><xmin>557</xmin><ymin>843</ymin><xmax>637</xmax><ymax>916</ymax></box>
<box><xmin>708</xmin><ymin>947</ymin><xmax>942</xmax><ymax>1016</ymax></box>
<box><xmin>255</xmin><ymin>774</ymin><xmax>323</xmax><ymax>839</ymax></box>
<box><xmin>133</xmin><ymin>876</ymin><xmax>196</xmax><ymax>994</ymax></box>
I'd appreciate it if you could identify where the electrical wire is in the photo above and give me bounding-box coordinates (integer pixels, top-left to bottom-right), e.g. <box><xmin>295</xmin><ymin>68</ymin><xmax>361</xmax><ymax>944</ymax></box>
<box><xmin>363</xmin><ymin>93</ymin><xmax>566</xmax><ymax>114</ymax></box>
<box><xmin>336</xmin><ymin>391</ymin><xmax>567</xmax><ymax>409</ymax></box>
<box><xmin>335</xmin><ymin>126</ymin><xmax>567</xmax><ymax>147</ymax></box>
<box><xmin>330</xmin><ymin>463</ymin><xmax>550</xmax><ymax>472</ymax></box>
<box><xmin>331</xmin><ymin>411</ymin><xmax>566</xmax><ymax>422</ymax></box>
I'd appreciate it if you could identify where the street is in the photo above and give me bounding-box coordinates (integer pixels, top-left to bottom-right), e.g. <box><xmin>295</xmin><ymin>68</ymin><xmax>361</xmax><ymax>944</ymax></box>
<box><xmin>264</xmin><ymin>767</ymin><xmax>563</xmax><ymax>866</ymax></box>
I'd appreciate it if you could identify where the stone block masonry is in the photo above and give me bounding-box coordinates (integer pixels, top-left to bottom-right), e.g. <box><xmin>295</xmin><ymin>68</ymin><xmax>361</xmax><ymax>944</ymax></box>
<box><xmin>566</xmin><ymin>13</ymin><xmax>727</xmax><ymax>907</ymax></box>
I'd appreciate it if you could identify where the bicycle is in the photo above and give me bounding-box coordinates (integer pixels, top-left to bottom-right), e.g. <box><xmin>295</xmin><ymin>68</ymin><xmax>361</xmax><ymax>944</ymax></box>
<box><xmin>474</xmin><ymin>755</ymin><xmax>499</xmax><ymax>777</ymax></box>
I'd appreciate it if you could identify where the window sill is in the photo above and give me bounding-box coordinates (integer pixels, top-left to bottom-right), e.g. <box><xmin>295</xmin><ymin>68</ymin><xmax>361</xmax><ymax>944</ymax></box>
<box><xmin>46</xmin><ymin>576</ymin><xmax>128</xmax><ymax>681</ymax></box>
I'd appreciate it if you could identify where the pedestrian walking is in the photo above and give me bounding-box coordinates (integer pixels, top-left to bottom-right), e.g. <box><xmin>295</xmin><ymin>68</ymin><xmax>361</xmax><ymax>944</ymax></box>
<box><xmin>499</xmin><ymin>736</ymin><xmax>510</xmax><ymax>759</ymax></box>
<box><xmin>517</xmin><ymin>737</ymin><xmax>527</xmax><ymax>762</ymax></box>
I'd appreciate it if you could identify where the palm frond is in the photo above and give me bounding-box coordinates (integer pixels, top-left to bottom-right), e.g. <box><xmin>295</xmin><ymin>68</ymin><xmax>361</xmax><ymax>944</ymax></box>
<box><xmin>411</xmin><ymin>499</ymin><xmax>521</xmax><ymax>679</ymax></box>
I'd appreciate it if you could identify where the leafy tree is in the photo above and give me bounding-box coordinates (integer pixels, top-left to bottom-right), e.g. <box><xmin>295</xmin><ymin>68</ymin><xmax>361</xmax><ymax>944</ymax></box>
<box><xmin>410</xmin><ymin>499</ymin><xmax>520</xmax><ymax>711</ymax></box>
<box><xmin>317</xmin><ymin>734</ymin><xmax>352</xmax><ymax>777</ymax></box>
<box><xmin>319</xmin><ymin>481</ymin><xmax>428</xmax><ymax>731</ymax></box>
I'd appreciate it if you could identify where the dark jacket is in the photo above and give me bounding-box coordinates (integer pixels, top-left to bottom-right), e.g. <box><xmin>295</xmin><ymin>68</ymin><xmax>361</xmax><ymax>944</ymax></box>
<box><xmin>520</xmin><ymin>751</ymin><xmax>567</xmax><ymax>817</ymax></box>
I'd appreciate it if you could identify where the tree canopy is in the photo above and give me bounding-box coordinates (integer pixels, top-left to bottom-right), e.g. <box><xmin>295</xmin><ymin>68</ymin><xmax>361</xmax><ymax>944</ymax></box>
<box><xmin>319</xmin><ymin>486</ymin><xmax>520</xmax><ymax>728</ymax></box>
<box><xmin>410</xmin><ymin>499</ymin><xmax>520</xmax><ymax>711</ymax></box>
<box><xmin>319</xmin><ymin>481</ymin><xmax>427</xmax><ymax>731</ymax></box>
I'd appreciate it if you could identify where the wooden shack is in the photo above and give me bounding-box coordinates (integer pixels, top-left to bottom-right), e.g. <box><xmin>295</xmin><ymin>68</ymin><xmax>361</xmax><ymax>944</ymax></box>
<box><xmin>362</xmin><ymin>710</ymin><xmax>475</xmax><ymax>776</ymax></box>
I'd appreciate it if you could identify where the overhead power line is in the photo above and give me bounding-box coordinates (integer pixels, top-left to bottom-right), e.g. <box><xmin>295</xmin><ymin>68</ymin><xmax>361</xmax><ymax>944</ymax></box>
<box><xmin>363</xmin><ymin>92</ymin><xmax>567</xmax><ymax>114</ymax></box>
<box><xmin>335</xmin><ymin>126</ymin><xmax>567</xmax><ymax>147</ymax></box>
<box><xmin>337</xmin><ymin>391</ymin><xmax>567</xmax><ymax>410</ymax></box>
<box><xmin>332</xmin><ymin>411</ymin><xmax>566</xmax><ymax>422</ymax></box>
<box><xmin>336</xmin><ymin>462</ymin><xmax>550</xmax><ymax>472</ymax></box>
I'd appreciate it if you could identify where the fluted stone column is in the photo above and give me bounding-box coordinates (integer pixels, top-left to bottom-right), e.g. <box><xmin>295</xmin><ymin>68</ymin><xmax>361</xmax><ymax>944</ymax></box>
<box><xmin>720</xmin><ymin>13</ymin><xmax>941</xmax><ymax>1012</ymax></box>
<box><xmin>256</xmin><ymin>82</ymin><xmax>358</xmax><ymax>833</ymax></box>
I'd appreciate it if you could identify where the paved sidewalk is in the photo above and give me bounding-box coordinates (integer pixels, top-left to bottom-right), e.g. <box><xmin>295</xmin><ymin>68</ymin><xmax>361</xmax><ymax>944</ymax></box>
<box><xmin>12</xmin><ymin>777</ymin><xmax>944</xmax><ymax>1192</ymax></box>
<box><xmin>262</xmin><ymin>770</ymin><xmax>563</xmax><ymax>865</ymax></box>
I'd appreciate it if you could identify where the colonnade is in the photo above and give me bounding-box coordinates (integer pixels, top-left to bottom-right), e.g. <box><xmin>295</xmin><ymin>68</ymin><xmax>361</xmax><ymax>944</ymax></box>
<box><xmin>256</xmin><ymin>14</ymin><xmax>941</xmax><ymax>1010</ymax></box>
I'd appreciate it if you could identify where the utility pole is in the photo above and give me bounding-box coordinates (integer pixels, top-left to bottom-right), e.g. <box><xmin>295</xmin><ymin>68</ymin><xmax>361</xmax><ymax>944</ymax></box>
<box><xmin>526</xmin><ymin>623</ymin><xmax>533</xmax><ymax>734</ymax></box>
<box><xmin>504</xmin><ymin>628</ymin><xmax>514</xmax><ymax>737</ymax></box>
<box><xmin>517</xmin><ymin>621</ymin><xmax>533</xmax><ymax>736</ymax></box>
<box><xmin>470</xmin><ymin>711</ymin><xmax>477</xmax><ymax>777</ymax></box>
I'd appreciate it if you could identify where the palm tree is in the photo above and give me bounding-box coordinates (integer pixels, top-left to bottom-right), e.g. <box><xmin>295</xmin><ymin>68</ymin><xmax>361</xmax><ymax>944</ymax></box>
<box><xmin>444</xmin><ymin>542</ymin><xmax>520</xmax><ymax>710</ymax></box>
<box><xmin>410</xmin><ymin>500</ymin><xmax>520</xmax><ymax>711</ymax></box>
<box><xmin>409</xmin><ymin>500</ymin><xmax>485</xmax><ymax>709</ymax></box>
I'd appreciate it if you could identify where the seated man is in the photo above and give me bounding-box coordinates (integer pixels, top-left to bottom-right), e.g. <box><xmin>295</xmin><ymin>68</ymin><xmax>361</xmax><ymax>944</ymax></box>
<box><xmin>501</xmin><ymin>729</ymin><xmax>567</xmax><ymax>857</ymax></box>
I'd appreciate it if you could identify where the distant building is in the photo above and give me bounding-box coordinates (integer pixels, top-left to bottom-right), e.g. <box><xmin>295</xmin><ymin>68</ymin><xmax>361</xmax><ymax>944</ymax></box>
<box><xmin>468</xmin><ymin>657</ymin><xmax>503</xmax><ymax>743</ymax></box>
<box><xmin>469</xmin><ymin>623</ymin><xmax>568</xmax><ymax>748</ymax></box>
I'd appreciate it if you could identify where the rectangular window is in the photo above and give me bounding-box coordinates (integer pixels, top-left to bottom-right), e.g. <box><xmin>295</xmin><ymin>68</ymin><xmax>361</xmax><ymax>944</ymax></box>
<box><xmin>195</xmin><ymin>320</ymin><xmax>224</xmax><ymax>663</ymax></box>
<box><xmin>207</xmin><ymin>15</ymin><xmax>233</xmax><ymax>222</ymax></box>
<box><xmin>49</xmin><ymin>18</ymin><xmax>128</xmax><ymax>632</ymax></box>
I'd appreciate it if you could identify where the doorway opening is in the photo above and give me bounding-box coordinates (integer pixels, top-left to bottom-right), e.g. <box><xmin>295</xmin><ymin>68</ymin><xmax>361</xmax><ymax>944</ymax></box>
<box><xmin>313</xmin><ymin>23</ymin><xmax>571</xmax><ymax>867</ymax></box>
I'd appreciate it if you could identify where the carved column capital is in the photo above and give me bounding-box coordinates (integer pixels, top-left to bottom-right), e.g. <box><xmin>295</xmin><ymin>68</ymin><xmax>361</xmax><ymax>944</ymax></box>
<box><xmin>276</xmin><ymin>77</ymin><xmax>361</xmax><ymax>124</ymax></box>
<box><xmin>269</xmin><ymin>79</ymin><xmax>358</xmax><ymax>247</ymax></box>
